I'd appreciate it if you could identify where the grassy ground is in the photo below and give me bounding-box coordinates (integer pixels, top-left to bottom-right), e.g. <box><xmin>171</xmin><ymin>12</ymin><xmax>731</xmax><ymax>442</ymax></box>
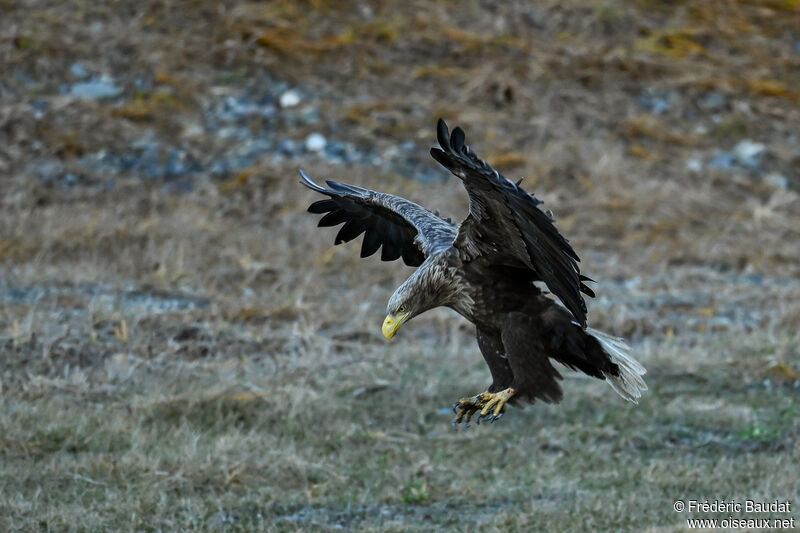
<box><xmin>1</xmin><ymin>0</ymin><xmax>799</xmax><ymax>531</ymax></box>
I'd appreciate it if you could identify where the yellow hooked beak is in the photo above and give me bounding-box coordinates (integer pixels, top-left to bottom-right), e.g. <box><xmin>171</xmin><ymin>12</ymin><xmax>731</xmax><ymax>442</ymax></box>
<box><xmin>382</xmin><ymin>312</ymin><xmax>410</xmax><ymax>340</ymax></box>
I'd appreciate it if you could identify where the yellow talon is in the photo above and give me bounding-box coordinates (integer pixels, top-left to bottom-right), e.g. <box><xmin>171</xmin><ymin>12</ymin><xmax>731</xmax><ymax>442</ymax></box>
<box><xmin>452</xmin><ymin>388</ymin><xmax>515</xmax><ymax>426</ymax></box>
<box><xmin>478</xmin><ymin>387</ymin><xmax>515</xmax><ymax>421</ymax></box>
<box><xmin>452</xmin><ymin>393</ymin><xmax>488</xmax><ymax>426</ymax></box>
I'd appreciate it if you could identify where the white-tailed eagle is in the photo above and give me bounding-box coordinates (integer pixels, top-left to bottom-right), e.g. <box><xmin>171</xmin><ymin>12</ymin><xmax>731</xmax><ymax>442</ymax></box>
<box><xmin>302</xmin><ymin>119</ymin><xmax>646</xmax><ymax>425</ymax></box>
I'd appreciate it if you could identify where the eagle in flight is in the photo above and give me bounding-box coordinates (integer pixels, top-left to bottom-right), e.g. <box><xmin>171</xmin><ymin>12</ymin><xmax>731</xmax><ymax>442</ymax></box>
<box><xmin>301</xmin><ymin>119</ymin><xmax>646</xmax><ymax>425</ymax></box>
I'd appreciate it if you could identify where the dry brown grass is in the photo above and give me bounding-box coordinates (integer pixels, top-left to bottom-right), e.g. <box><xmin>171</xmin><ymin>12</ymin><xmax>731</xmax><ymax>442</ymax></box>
<box><xmin>1</xmin><ymin>0</ymin><xmax>799</xmax><ymax>531</ymax></box>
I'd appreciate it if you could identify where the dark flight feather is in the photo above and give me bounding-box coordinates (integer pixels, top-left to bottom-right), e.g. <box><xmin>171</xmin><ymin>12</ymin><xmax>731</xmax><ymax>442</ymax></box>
<box><xmin>308</xmin><ymin>199</ymin><xmax>337</xmax><ymax>214</ymax></box>
<box><xmin>335</xmin><ymin>219</ymin><xmax>365</xmax><ymax>244</ymax></box>
<box><xmin>430</xmin><ymin>118</ymin><xmax>589</xmax><ymax>327</ymax></box>
<box><xmin>361</xmin><ymin>228</ymin><xmax>382</xmax><ymax>258</ymax></box>
<box><xmin>318</xmin><ymin>209</ymin><xmax>349</xmax><ymax>227</ymax></box>
<box><xmin>299</xmin><ymin>170</ymin><xmax>457</xmax><ymax>267</ymax></box>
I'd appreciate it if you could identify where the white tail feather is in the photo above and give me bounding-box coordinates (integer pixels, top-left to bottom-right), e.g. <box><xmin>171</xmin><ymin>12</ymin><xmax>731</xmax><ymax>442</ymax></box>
<box><xmin>588</xmin><ymin>328</ymin><xmax>648</xmax><ymax>403</ymax></box>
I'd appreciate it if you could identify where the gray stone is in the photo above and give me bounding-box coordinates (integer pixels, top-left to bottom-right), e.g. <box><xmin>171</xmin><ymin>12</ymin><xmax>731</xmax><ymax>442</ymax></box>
<box><xmin>70</xmin><ymin>78</ymin><xmax>122</xmax><ymax>100</ymax></box>
<box><xmin>305</xmin><ymin>132</ymin><xmax>327</xmax><ymax>152</ymax></box>
<box><xmin>733</xmin><ymin>140</ymin><xmax>766</xmax><ymax>169</ymax></box>
<box><xmin>708</xmin><ymin>152</ymin><xmax>735</xmax><ymax>170</ymax></box>
<box><xmin>699</xmin><ymin>91</ymin><xmax>726</xmax><ymax>111</ymax></box>
<box><xmin>69</xmin><ymin>63</ymin><xmax>89</xmax><ymax>79</ymax></box>
<box><xmin>686</xmin><ymin>159</ymin><xmax>703</xmax><ymax>172</ymax></box>
<box><xmin>279</xmin><ymin>89</ymin><xmax>301</xmax><ymax>108</ymax></box>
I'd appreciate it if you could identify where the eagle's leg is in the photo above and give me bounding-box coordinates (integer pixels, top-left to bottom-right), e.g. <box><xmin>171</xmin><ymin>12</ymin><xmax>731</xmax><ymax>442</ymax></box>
<box><xmin>452</xmin><ymin>388</ymin><xmax>516</xmax><ymax>425</ymax></box>
<box><xmin>452</xmin><ymin>329</ymin><xmax>517</xmax><ymax>425</ymax></box>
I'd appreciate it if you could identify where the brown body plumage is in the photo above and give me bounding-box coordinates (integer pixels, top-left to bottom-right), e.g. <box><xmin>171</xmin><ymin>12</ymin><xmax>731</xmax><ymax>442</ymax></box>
<box><xmin>302</xmin><ymin>119</ymin><xmax>646</xmax><ymax>423</ymax></box>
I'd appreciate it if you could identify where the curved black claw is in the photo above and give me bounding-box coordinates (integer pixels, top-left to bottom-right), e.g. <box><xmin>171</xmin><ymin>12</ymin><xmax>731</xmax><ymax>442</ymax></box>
<box><xmin>488</xmin><ymin>413</ymin><xmax>504</xmax><ymax>423</ymax></box>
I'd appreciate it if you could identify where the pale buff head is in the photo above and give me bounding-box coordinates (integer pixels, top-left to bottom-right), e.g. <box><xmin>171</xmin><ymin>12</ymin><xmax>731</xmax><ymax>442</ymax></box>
<box><xmin>382</xmin><ymin>258</ymin><xmax>457</xmax><ymax>339</ymax></box>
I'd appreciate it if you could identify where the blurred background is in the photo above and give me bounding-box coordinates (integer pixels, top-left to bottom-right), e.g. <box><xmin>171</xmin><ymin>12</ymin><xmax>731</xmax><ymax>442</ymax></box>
<box><xmin>1</xmin><ymin>1</ymin><xmax>798</xmax><ymax>530</ymax></box>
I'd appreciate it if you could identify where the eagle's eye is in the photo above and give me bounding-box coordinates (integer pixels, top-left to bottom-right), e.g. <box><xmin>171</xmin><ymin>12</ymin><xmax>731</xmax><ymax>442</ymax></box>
<box><xmin>398</xmin><ymin>305</ymin><xmax>406</xmax><ymax>313</ymax></box>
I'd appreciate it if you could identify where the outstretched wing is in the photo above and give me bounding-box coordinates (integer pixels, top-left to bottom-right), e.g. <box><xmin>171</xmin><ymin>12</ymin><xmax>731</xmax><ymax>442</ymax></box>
<box><xmin>430</xmin><ymin>119</ymin><xmax>593</xmax><ymax>327</ymax></box>
<box><xmin>300</xmin><ymin>170</ymin><xmax>457</xmax><ymax>267</ymax></box>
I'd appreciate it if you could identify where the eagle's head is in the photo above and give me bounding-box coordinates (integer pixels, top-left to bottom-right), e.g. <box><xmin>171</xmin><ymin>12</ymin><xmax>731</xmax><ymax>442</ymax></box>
<box><xmin>382</xmin><ymin>285</ymin><xmax>417</xmax><ymax>340</ymax></box>
<box><xmin>382</xmin><ymin>260</ymin><xmax>458</xmax><ymax>340</ymax></box>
